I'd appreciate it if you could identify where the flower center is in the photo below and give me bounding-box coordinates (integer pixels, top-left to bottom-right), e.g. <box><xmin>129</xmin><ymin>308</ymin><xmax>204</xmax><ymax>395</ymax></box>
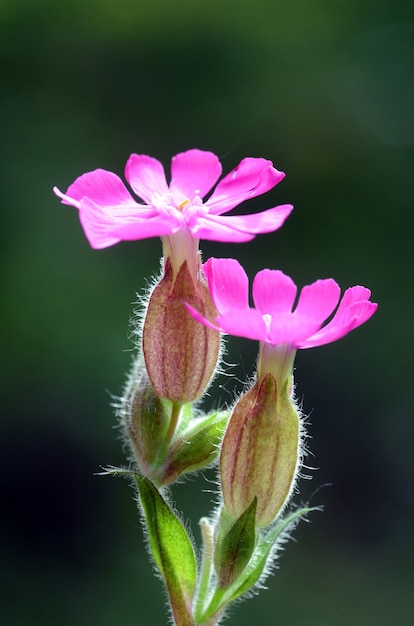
<box><xmin>178</xmin><ymin>199</ymin><xmax>190</xmax><ymax>211</ymax></box>
<box><xmin>262</xmin><ymin>313</ymin><xmax>272</xmax><ymax>335</ymax></box>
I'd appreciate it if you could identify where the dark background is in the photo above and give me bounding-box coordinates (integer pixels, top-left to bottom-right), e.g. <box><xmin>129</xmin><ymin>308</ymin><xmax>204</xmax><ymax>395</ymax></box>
<box><xmin>1</xmin><ymin>1</ymin><xmax>413</xmax><ymax>624</ymax></box>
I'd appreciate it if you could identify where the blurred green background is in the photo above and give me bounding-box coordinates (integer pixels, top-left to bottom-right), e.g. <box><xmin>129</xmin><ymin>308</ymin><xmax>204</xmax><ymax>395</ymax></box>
<box><xmin>1</xmin><ymin>0</ymin><xmax>413</xmax><ymax>624</ymax></box>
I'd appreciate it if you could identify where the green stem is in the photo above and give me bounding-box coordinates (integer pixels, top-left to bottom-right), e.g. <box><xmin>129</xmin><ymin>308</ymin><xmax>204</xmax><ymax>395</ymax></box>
<box><xmin>203</xmin><ymin>610</ymin><xmax>225</xmax><ymax>626</ymax></box>
<box><xmin>193</xmin><ymin>517</ymin><xmax>215</xmax><ymax>622</ymax></box>
<box><xmin>166</xmin><ymin>402</ymin><xmax>182</xmax><ymax>444</ymax></box>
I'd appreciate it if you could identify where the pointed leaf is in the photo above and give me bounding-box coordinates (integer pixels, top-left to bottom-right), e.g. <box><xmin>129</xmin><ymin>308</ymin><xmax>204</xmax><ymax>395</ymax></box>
<box><xmin>136</xmin><ymin>476</ymin><xmax>197</xmax><ymax>625</ymax></box>
<box><xmin>202</xmin><ymin>507</ymin><xmax>313</xmax><ymax>619</ymax></box>
<box><xmin>215</xmin><ymin>497</ymin><xmax>257</xmax><ymax>587</ymax></box>
<box><xmin>225</xmin><ymin>507</ymin><xmax>313</xmax><ymax>603</ymax></box>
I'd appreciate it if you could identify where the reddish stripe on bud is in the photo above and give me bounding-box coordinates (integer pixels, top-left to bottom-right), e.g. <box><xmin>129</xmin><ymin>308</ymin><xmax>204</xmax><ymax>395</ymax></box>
<box><xmin>143</xmin><ymin>259</ymin><xmax>220</xmax><ymax>404</ymax></box>
<box><xmin>220</xmin><ymin>374</ymin><xmax>300</xmax><ymax>527</ymax></box>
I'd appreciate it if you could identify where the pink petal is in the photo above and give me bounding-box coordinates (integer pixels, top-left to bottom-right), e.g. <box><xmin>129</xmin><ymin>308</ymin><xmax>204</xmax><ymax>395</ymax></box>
<box><xmin>186</xmin><ymin>301</ymin><xmax>270</xmax><ymax>343</ymax></box>
<box><xmin>125</xmin><ymin>154</ymin><xmax>169</xmax><ymax>203</ymax></box>
<box><xmin>170</xmin><ymin>149</ymin><xmax>222</xmax><ymax>199</ymax></box>
<box><xmin>203</xmin><ymin>258</ymin><xmax>249</xmax><ymax>313</ymax></box>
<box><xmin>215</xmin><ymin>309</ymin><xmax>269</xmax><ymax>342</ymax></box>
<box><xmin>334</xmin><ymin>285</ymin><xmax>373</xmax><ymax>313</ymax></box>
<box><xmin>78</xmin><ymin>198</ymin><xmax>175</xmax><ymax>249</ymax></box>
<box><xmin>205</xmin><ymin>157</ymin><xmax>285</xmax><ymax>215</ymax></box>
<box><xmin>53</xmin><ymin>186</ymin><xmax>81</xmax><ymax>209</ymax></box>
<box><xmin>188</xmin><ymin>215</ymin><xmax>255</xmax><ymax>242</ymax></box>
<box><xmin>55</xmin><ymin>169</ymin><xmax>137</xmax><ymax>208</ymax></box>
<box><xmin>110</xmin><ymin>215</ymin><xmax>179</xmax><ymax>241</ymax></box>
<box><xmin>298</xmin><ymin>287</ymin><xmax>378</xmax><ymax>348</ymax></box>
<box><xmin>188</xmin><ymin>205</ymin><xmax>293</xmax><ymax>242</ymax></box>
<box><xmin>294</xmin><ymin>279</ymin><xmax>341</xmax><ymax>323</ymax></box>
<box><xmin>184</xmin><ymin>303</ymin><xmax>221</xmax><ymax>332</ymax></box>
<box><xmin>268</xmin><ymin>313</ymin><xmax>324</xmax><ymax>345</ymax></box>
<box><xmin>79</xmin><ymin>208</ymin><xmax>122</xmax><ymax>248</ymax></box>
<box><xmin>252</xmin><ymin>270</ymin><xmax>297</xmax><ymax>314</ymax></box>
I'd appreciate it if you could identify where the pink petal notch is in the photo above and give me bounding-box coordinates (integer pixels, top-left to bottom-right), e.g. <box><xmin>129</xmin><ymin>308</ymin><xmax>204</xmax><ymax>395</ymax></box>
<box><xmin>298</xmin><ymin>286</ymin><xmax>378</xmax><ymax>349</ymax></box>
<box><xmin>206</xmin><ymin>157</ymin><xmax>286</xmax><ymax>215</ymax></box>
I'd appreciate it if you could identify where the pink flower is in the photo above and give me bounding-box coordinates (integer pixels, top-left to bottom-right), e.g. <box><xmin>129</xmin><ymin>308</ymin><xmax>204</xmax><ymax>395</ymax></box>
<box><xmin>188</xmin><ymin>258</ymin><xmax>377</xmax><ymax>348</ymax></box>
<box><xmin>187</xmin><ymin>258</ymin><xmax>377</xmax><ymax>527</ymax></box>
<box><xmin>187</xmin><ymin>258</ymin><xmax>377</xmax><ymax>384</ymax></box>
<box><xmin>53</xmin><ymin>149</ymin><xmax>292</xmax><ymax>250</ymax></box>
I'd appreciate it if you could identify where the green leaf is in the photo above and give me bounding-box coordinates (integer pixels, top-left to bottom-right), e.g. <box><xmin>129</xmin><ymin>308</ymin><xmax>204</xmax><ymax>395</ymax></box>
<box><xmin>136</xmin><ymin>475</ymin><xmax>197</xmax><ymax>626</ymax></box>
<box><xmin>224</xmin><ymin>507</ymin><xmax>313</xmax><ymax>603</ymax></box>
<box><xmin>201</xmin><ymin>507</ymin><xmax>313</xmax><ymax>620</ymax></box>
<box><xmin>160</xmin><ymin>410</ymin><xmax>229</xmax><ymax>484</ymax></box>
<box><xmin>215</xmin><ymin>497</ymin><xmax>257</xmax><ymax>588</ymax></box>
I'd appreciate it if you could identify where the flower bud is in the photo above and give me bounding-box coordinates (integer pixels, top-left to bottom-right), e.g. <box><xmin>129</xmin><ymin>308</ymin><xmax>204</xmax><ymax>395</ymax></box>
<box><xmin>123</xmin><ymin>357</ymin><xmax>172</xmax><ymax>478</ymax></box>
<box><xmin>123</xmin><ymin>357</ymin><xmax>229</xmax><ymax>485</ymax></box>
<box><xmin>143</xmin><ymin>258</ymin><xmax>220</xmax><ymax>404</ymax></box>
<box><xmin>220</xmin><ymin>373</ymin><xmax>300</xmax><ymax>527</ymax></box>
